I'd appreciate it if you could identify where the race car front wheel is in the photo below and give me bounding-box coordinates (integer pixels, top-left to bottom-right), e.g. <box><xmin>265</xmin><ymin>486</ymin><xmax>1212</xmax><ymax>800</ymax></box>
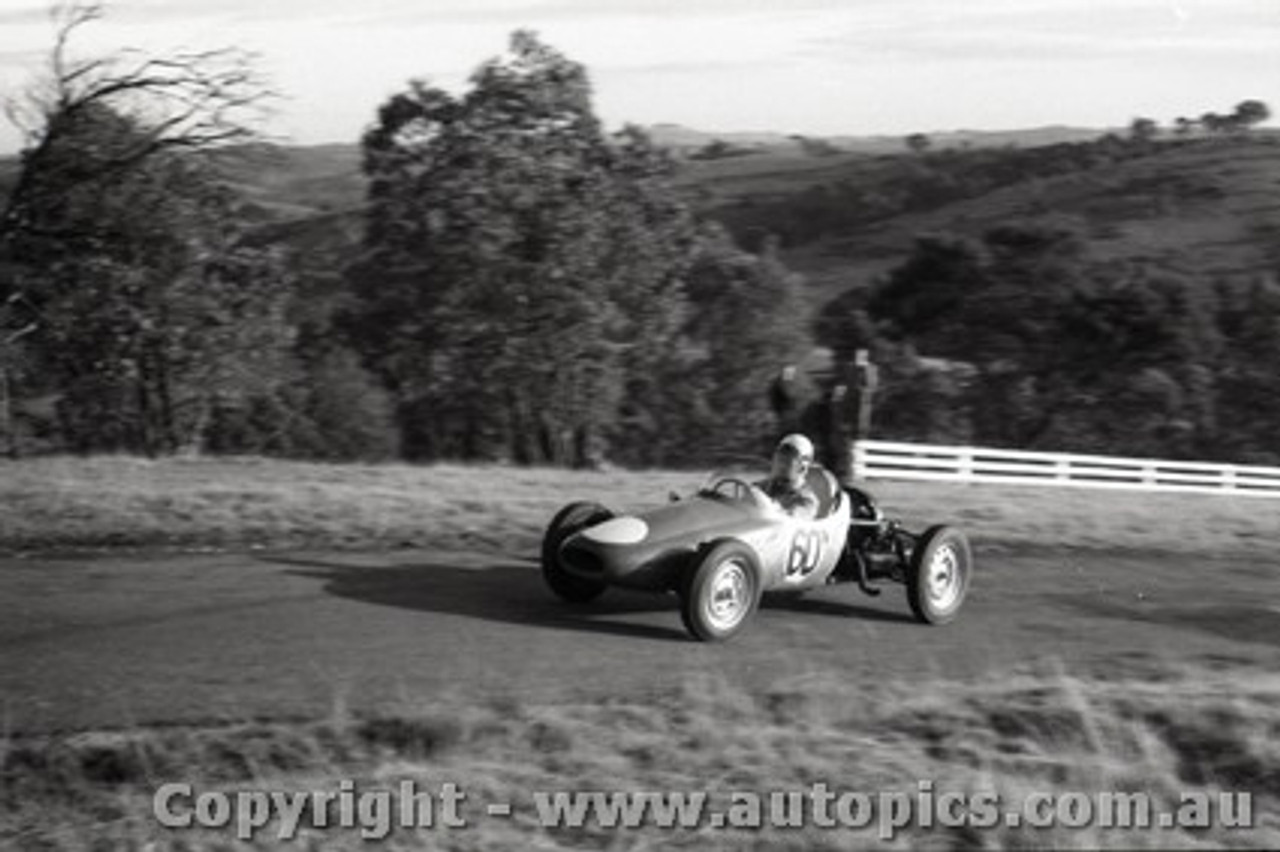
<box><xmin>680</xmin><ymin>540</ymin><xmax>761</xmax><ymax>642</ymax></box>
<box><xmin>905</xmin><ymin>525</ymin><xmax>971</xmax><ymax>624</ymax></box>
<box><xmin>541</xmin><ymin>501</ymin><xmax>613</xmax><ymax>603</ymax></box>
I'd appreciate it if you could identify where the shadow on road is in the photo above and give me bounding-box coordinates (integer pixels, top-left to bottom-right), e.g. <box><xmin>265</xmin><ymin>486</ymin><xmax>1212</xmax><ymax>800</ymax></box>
<box><xmin>761</xmin><ymin>592</ymin><xmax>916</xmax><ymax>624</ymax></box>
<box><xmin>267</xmin><ymin>556</ymin><xmax>690</xmax><ymax>642</ymax></box>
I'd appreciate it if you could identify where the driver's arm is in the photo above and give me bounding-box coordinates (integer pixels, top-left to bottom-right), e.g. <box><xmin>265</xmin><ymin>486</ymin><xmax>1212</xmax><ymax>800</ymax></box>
<box><xmin>780</xmin><ymin>488</ymin><xmax>819</xmax><ymax>520</ymax></box>
<box><xmin>795</xmin><ymin>491</ymin><xmax>819</xmax><ymax>520</ymax></box>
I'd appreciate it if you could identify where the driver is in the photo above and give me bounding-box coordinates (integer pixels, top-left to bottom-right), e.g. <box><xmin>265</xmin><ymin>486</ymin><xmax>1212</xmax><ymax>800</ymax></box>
<box><xmin>762</xmin><ymin>433</ymin><xmax>819</xmax><ymax>520</ymax></box>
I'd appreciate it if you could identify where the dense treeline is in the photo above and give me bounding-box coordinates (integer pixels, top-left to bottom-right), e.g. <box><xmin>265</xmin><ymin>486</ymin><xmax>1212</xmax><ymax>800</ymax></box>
<box><xmin>817</xmin><ymin>223</ymin><xmax>1280</xmax><ymax>463</ymax></box>
<box><xmin>0</xmin><ymin>9</ymin><xmax>1276</xmax><ymax>466</ymax></box>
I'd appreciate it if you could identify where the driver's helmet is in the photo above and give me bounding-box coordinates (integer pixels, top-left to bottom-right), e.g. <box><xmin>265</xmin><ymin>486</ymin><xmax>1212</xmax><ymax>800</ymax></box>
<box><xmin>775</xmin><ymin>433</ymin><xmax>814</xmax><ymax>462</ymax></box>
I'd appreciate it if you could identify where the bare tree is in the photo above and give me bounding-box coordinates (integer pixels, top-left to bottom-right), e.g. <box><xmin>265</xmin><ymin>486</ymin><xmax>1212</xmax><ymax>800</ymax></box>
<box><xmin>0</xmin><ymin>1</ymin><xmax>281</xmax><ymax>457</ymax></box>
<box><xmin>1</xmin><ymin>0</ymin><xmax>274</xmax><ymax>247</ymax></box>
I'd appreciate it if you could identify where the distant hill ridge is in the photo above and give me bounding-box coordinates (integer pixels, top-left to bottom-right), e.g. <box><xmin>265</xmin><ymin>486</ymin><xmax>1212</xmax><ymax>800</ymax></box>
<box><xmin>4</xmin><ymin>126</ymin><xmax>1278</xmax><ymax>313</ymax></box>
<box><xmin>0</xmin><ymin>123</ymin><xmax>1114</xmax><ymax>218</ymax></box>
<box><xmin>145</xmin><ymin>122</ymin><xmax>1112</xmax><ymax>218</ymax></box>
<box><xmin>642</xmin><ymin>122</ymin><xmax>1109</xmax><ymax>153</ymax></box>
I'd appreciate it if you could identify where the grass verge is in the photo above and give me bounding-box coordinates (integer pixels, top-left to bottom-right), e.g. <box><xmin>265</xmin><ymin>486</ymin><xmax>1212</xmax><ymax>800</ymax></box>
<box><xmin>1</xmin><ymin>659</ymin><xmax>1276</xmax><ymax>850</ymax></box>
<box><xmin>2</xmin><ymin>455</ymin><xmax>1278</xmax><ymax>557</ymax></box>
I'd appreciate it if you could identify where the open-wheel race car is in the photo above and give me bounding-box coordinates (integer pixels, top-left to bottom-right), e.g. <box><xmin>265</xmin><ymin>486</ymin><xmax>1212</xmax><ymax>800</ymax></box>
<box><xmin>541</xmin><ymin>463</ymin><xmax>972</xmax><ymax>641</ymax></box>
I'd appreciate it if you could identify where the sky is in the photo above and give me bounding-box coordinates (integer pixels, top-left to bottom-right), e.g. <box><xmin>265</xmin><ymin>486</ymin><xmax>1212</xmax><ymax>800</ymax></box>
<box><xmin>0</xmin><ymin>0</ymin><xmax>1277</xmax><ymax>152</ymax></box>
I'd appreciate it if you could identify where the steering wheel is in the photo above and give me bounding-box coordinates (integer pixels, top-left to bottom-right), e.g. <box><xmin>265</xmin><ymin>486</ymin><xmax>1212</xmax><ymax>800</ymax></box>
<box><xmin>708</xmin><ymin>476</ymin><xmax>763</xmax><ymax>504</ymax></box>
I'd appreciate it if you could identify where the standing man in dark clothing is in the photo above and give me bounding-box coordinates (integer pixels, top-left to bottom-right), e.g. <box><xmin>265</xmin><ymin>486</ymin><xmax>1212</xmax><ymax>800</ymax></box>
<box><xmin>769</xmin><ymin>365</ymin><xmax>803</xmax><ymax>438</ymax></box>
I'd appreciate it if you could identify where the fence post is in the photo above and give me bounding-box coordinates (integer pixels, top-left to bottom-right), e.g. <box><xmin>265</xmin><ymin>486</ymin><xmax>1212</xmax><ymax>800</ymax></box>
<box><xmin>1141</xmin><ymin>463</ymin><xmax>1158</xmax><ymax>487</ymax></box>
<box><xmin>1223</xmin><ymin>466</ymin><xmax>1237</xmax><ymax>493</ymax></box>
<box><xmin>852</xmin><ymin>440</ymin><xmax>867</xmax><ymax>480</ymax></box>
<box><xmin>958</xmin><ymin>447</ymin><xmax>974</xmax><ymax>481</ymax></box>
<box><xmin>1055</xmin><ymin>457</ymin><xmax>1071</xmax><ymax>482</ymax></box>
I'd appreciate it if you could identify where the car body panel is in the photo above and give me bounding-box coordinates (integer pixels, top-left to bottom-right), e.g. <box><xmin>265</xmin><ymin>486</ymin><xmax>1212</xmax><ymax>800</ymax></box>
<box><xmin>557</xmin><ymin>467</ymin><xmax>852</xmax><ymax>593</ymax></box>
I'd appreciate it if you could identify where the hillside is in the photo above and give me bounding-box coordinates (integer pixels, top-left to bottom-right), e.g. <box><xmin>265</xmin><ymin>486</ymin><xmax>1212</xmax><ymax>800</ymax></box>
<box><xmin>784</xmin><ymin>140</ymin><xmax>1279</xmax><ymax>306</ymax></box>
<box><xmin>173</xmin><ymin>124</ymin><xmax>1115</xmax><ymax>220</ymax></box>
<box><xmin>5</xmin><ymin>131</ymin><xmax>1279</xmax><ymax>316</ymax></box>
<box><xmin>227</xmin><ymin>134</ymin><xmax>1280</xmax><ymax>312</ymax></box>
<box><xmin>207</xmin><ymin>143</ymin><xmax>366</xmax><ymax>220</ymax></box>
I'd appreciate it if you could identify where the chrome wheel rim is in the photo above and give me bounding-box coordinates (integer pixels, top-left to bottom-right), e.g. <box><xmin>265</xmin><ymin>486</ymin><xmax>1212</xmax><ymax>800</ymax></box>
<box><xmin>704</xmin><ymin>560</ymin><xmax>750</xmax><ymax>631</ymax></box>
<box><xmin>927</xmin><ymin>544</ymin><xmax>962</xmax><ymax>612</ymax></box>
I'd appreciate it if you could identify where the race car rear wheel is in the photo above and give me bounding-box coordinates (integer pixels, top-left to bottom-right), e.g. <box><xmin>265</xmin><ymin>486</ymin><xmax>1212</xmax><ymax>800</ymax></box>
<box><xmin>680</xmin><ymin>540</ymin><xmax>761</xmax><ymax>642</ymax></box>
<box><xmin>542</xmin><ymin>501</ymin><xmax>613</xmax><ymax>603</ymax></box>
<box><xmin>905</xmin><ymin>525</ymin><xmax>971</xmax><ymax>624</ymax></box>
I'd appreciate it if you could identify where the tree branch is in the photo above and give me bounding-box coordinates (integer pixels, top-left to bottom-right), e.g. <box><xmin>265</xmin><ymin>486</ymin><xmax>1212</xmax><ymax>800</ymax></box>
<box><xmin>0</xmin><ymin>1</ymin><xmax>276</xmax><ymax>249</ymax></box>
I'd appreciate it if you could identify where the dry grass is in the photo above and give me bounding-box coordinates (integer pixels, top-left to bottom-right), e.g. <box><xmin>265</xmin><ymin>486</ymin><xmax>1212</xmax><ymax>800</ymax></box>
<box><xmin>1</xmin><ymin>660</ymin><xmax>1276</xmax><ymax>850</ymax></box>
<box><xmin>1</xmin><ymin>455</ymin><xmax>1278</xmax><ymax>557</ymax></box>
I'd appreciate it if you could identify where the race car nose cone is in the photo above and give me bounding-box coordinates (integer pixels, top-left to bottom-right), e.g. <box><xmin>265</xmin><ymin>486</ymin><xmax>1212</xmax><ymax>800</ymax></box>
<box><xmin>583</xmin><ymin>516</ymin><xmax>649</xmax><ymax>545</ymax></box>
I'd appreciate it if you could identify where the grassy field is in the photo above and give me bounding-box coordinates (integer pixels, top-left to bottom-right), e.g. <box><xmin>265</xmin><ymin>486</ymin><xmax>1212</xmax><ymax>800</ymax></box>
<box><xmin>2</xmin><ymin>659</ymin><xmax>1275</xmax><ymax>850</ymax></box>
<box><xmin>1</xmin><ymin>454</ymin><xmax>1279</xmax><ymax>557</ymax></box>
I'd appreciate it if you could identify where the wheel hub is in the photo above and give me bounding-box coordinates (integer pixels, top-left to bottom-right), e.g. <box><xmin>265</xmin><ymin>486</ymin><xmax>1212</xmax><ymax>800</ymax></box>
<box><xmin>705</xmin><ymin>560</ymin><xmax>749</xmax><ymax>630</ymax></box>
<box><xmin>927</xmin><ymin>544</ymin><xmax>961</xmax><ymax>611</ymax></box>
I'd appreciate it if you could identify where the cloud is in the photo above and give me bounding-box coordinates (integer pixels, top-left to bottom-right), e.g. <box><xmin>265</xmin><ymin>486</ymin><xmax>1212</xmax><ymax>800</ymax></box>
<box><xmin>337</xmin><ymin>0</ymin><xmax>874</xmax><ymax>27</ymax></box>
<box><xmin>2</xmin><ymin>0</ymin><xmax>1273</xmax><ymax>152</ymax></box>
<box><xmin>798</xmin><ymin>0</ymin><xmax>1280</xmax><ymax>67</ymax></box>
<box><xmin>0</xmin><ymin>47</ymin><xmax>44</xmax><ymax>66</ymax></box>
<box><xmin>0</xmin><ymin>4</ymin><xmax>49</xmax><ymax>27</ymax></box>
<box><xmin>95</xmin><ymin>0</ymin><xmax>912</xmax><ymax>31</ymax></box>
<box><xmin>100</xmin><ymin>0</ymin><xmax>358</xmax><ymax>27</ymax></box>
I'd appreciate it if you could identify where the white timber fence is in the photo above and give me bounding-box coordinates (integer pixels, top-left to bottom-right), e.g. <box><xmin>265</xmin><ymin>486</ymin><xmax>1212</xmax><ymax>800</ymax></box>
<box><xmin>852</xmin><ymin>439</ymin><xmax>1280</xmax><ymax>498</ymax></box>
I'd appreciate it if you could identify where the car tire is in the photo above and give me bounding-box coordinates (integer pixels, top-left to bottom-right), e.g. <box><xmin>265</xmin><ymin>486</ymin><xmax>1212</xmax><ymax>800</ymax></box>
<box><xmin>679</xmin><ymin>540</ymin><xmax>761</xmax><ymax>642</ymax></box>
<box><xmin>905</xmin><ymin>525</ymin><xmax>971</xmax><ymax>624</ymax></box>
<box><xmin>541</xmin><ymin>501</ymin><xmax>613</xmax><ymax>603</ymax></box>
